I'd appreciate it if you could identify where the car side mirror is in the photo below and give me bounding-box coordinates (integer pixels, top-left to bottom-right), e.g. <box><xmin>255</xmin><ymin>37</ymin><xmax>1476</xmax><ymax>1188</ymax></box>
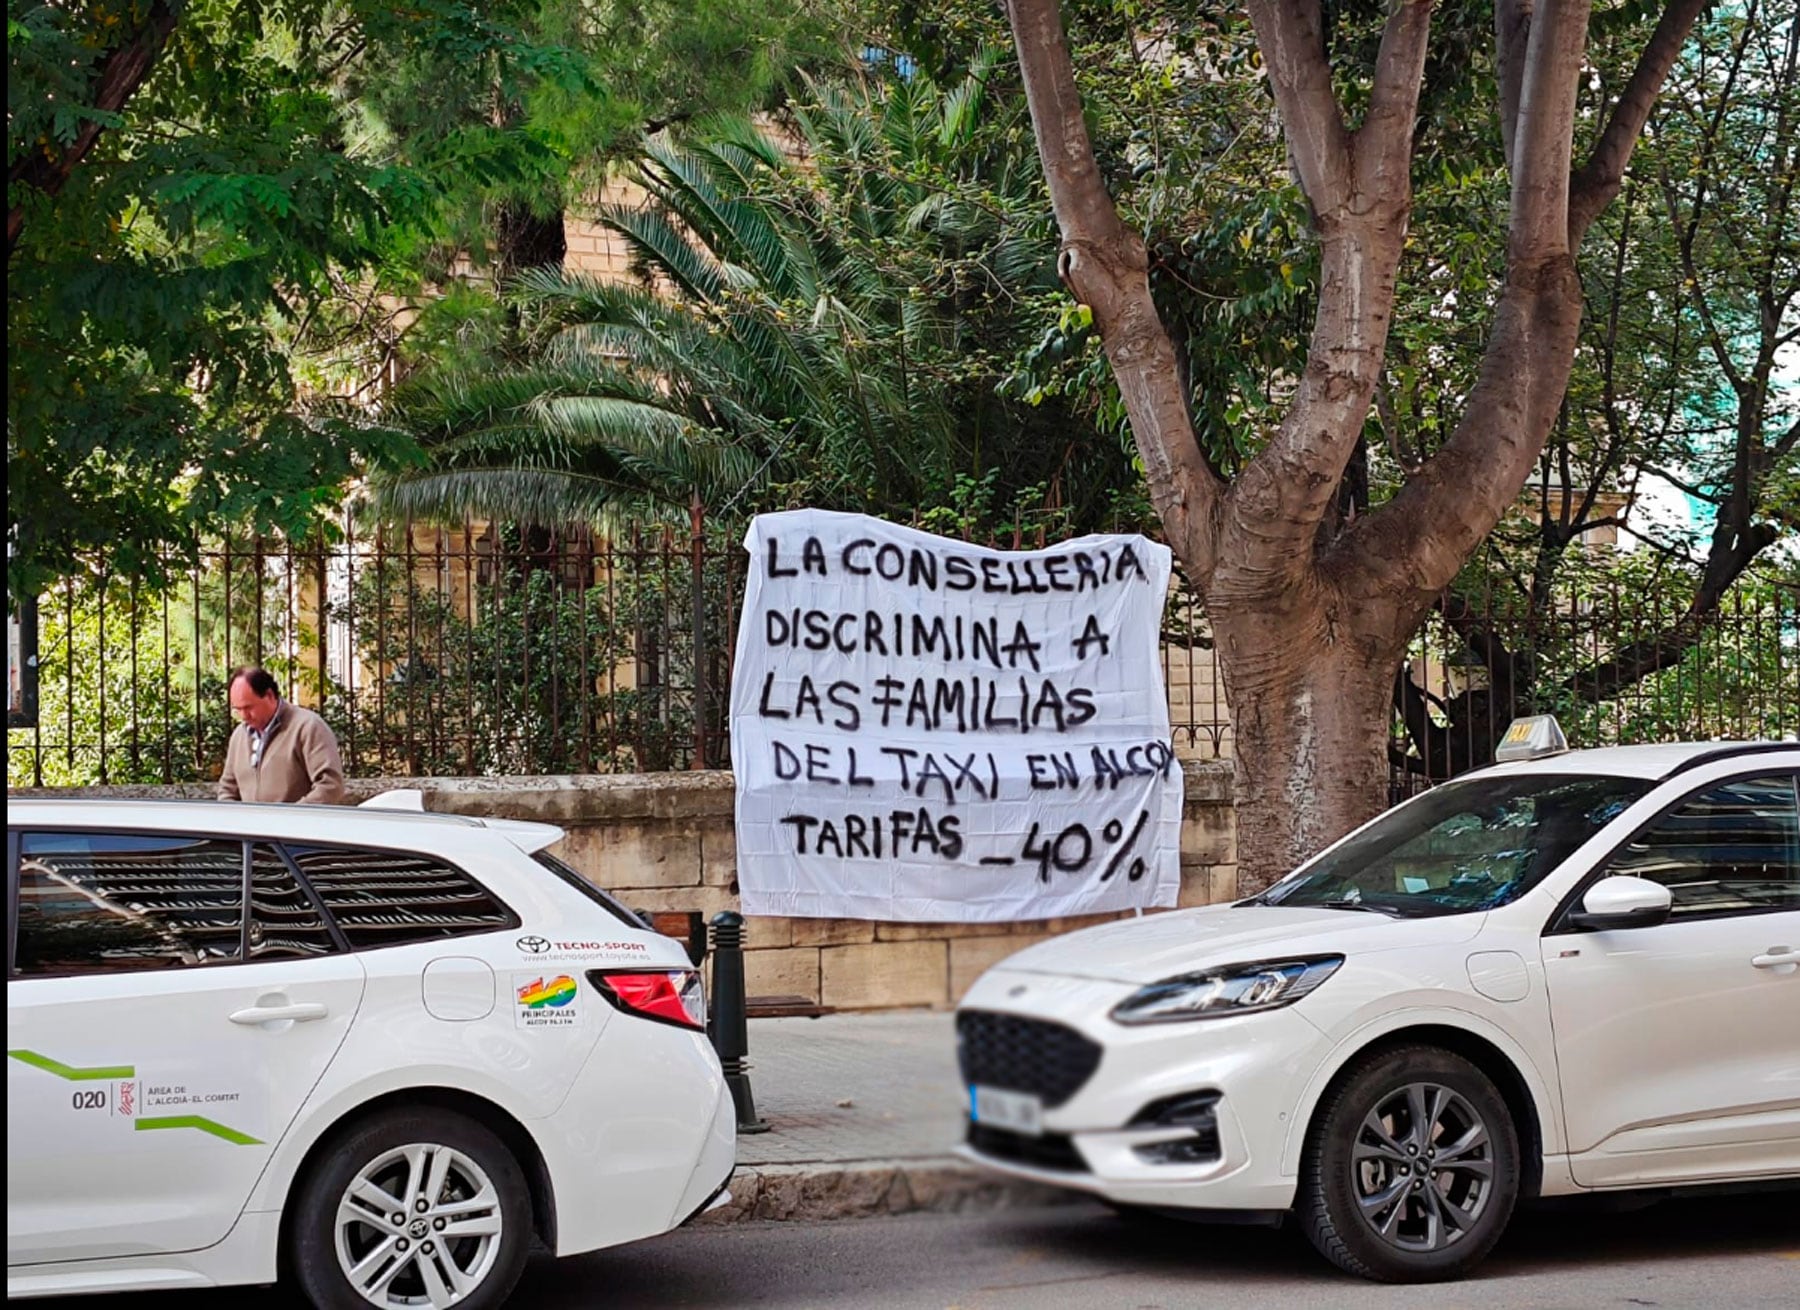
<box><xmin>1567</xmin><ymin>876</ymin><xmax>1673</xmax><ymax>932</ymax></box>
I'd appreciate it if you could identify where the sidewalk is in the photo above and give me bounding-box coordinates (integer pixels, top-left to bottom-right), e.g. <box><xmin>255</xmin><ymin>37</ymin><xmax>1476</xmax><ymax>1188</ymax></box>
<box><xmin>697</xmin><ymin>1010</ymin><xmax>1072</xmax><ymax>1224</ymax></box>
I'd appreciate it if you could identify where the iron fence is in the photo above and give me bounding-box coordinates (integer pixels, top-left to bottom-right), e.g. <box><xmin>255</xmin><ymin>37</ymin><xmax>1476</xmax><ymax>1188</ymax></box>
<box><xmin>5</xmin><ymin>519</ymin><xmax>1795</xmax><ymax>790</ymax></box>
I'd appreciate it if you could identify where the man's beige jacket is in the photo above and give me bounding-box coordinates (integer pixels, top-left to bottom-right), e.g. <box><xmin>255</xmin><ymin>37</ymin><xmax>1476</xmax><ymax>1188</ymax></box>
<box><xmin>217</xmin><ymin>703</ymin><xmax>346</xmax><ymax>805</ymax></box>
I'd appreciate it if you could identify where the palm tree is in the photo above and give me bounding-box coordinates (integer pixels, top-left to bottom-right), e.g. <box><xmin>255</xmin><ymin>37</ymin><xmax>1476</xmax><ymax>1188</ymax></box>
<box><xmin>370</xmin><ymin>53</ymin><xmax>1139</xmax><ymax>534</ymax></box>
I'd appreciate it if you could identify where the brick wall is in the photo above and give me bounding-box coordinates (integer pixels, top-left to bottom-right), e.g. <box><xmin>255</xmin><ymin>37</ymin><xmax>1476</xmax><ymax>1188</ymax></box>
<box><xmin>10</xmin><ymin>764</ymin><xmax>1236</xmax><ymax>1011</ymax></box>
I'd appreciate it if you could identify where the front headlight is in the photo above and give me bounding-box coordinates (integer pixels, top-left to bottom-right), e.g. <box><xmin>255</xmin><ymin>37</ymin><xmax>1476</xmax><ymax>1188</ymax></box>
<box><xmin>1109</xmin><ymin>956</ymin><xmax>1344</xmax><ymax>1025</ymax></box>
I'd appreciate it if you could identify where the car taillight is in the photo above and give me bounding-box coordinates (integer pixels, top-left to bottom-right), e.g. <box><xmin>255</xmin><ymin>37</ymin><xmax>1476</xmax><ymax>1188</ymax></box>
<box><xmin>588</xmin><ymin>969</ymin><xmax>707</xmax><ymax>1031</ymax></box>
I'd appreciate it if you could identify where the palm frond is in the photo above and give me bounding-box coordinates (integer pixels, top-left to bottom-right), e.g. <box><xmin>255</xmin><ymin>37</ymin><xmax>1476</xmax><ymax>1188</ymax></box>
<box><xmin>596</xmin><ymin>204</ymin><xmax>724</xmax><ymax>301</ymax></box>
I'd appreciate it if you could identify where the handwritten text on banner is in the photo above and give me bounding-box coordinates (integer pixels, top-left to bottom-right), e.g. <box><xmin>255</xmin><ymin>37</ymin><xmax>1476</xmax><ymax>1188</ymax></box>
<box><xmin>730</xmin><ymin>510</ymin><xmax>1182</xmax><ymax>921</ymax></box>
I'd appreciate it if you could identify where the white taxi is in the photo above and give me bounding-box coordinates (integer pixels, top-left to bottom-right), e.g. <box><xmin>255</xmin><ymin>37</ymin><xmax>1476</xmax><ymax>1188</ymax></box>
<box><xmin>957</xmin><ymin>723</ymin><xmax>1800</xmax><ymax>1281</ymax></box>
<box><xmin>5</xmin><ymin>795</ymin><xmax>735</xmax><ymax>1308</ymax></box>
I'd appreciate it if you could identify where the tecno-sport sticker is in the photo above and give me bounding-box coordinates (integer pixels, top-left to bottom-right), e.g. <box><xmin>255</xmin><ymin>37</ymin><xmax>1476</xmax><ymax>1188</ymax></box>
<box><xmin>514</xmin><ymin>933</ymin><xmax>651</xmax><ymax>964</ymax></box>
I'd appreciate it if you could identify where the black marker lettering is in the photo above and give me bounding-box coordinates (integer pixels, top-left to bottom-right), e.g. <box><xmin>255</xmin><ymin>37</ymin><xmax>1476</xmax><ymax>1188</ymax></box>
<box><xmin>805</xmin><ymin>743</ymin><xmax>839</xmax><ymax>784</ymax></box>
<box><xmin>842</xmin><ymin>539</ymin><xmax>875</xmax><ymax>574</ymax></box>
<box><xmin>827</xmin><ymin>680</ymin><xmax>861</xmax><ymax>732</ymax></box>
<box><xmin>1072</xmin><ymin>614</ymin><xmax>1111</xmax><ymax>659</ymax></box>
<box><xmin>1002</xmin><ymin>621</ymin><xmax>1043</xmax><ymax>672</ymax></box>
<box><xmin>767</xmin><ymin>537</ymin><xmax>798</xmax><ymax>577</ymax></box>
<box><xmin>780</xmin><ymin>814</ymin><xmax>819</xmax><ymax>853</ymax></box>
<box><xmin>758</xmin><ymin>672</ymin><xmax>790</xmax><ymax>719</ymax></box>
<box><xmin>881</xmin><ymin>746</ymin><xmax>918</xmax><ymax>790</ymax></box>
<box><xmin>916</xmin><ymin>752</ymin><xmax>955</xmax><ymax>804</ymax></box>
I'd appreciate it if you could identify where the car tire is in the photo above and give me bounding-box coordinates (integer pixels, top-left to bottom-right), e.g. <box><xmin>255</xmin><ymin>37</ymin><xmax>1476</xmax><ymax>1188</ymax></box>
<box><xmin>291</xmin><ymin>1106</ymin><xmax>533</xmax><ymax>1310</ymax></box>
<box><xmin>1298</xmin><ymin>1045</ymin><xmax>1519</xmax><ymax>1283</ymax></box>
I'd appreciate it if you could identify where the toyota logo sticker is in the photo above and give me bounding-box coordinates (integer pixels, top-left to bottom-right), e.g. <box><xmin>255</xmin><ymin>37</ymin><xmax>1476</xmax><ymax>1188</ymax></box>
<box><xmin>516</xmin><ymin>935</ymin><xmax>551</xmax><ymax>954</ymax></box>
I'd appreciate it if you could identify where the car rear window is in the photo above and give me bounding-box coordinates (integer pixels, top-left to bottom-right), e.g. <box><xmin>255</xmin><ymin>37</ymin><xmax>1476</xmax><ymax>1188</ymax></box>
<box><xmin>285</xmin><ymin>843</ymin><xmax>517</xmax><ymax>948</ymax></box>
<box><xmin>530</xmin><ymin>850</ymin><xmax>643</xmax><ymax>927</ymax></box>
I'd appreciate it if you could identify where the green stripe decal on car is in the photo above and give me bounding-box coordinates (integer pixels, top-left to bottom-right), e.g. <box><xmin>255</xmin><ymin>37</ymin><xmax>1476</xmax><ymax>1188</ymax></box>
<box><xmin>135</xmin><ymin>1116</ymin><xmax>262</xmax><ymax>1145</ymax></box>
<box><xmin>11</xmin><ymin>1050</ymin><xmax>260</xmax><ymax>1144</ymax></box>
<box><xmin>8</xmin><ymin>1049</ymin><xmax>136</xmax><ymax>1081</ymax></box>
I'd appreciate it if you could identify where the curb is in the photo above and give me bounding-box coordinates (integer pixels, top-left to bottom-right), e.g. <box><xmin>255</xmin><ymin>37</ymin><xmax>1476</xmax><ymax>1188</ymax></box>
<box><xmin>693</xmin><ymin>1158</ymin><xmax>1076</xmax><ymax>1224</ymax></box>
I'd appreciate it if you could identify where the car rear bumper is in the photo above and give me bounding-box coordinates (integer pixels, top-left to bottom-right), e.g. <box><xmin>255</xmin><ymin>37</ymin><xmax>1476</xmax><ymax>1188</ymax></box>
<box><xmin>538</xmin><ymin>1023</ymin><xmax>736</xmax><ymax>1257</ymax></box>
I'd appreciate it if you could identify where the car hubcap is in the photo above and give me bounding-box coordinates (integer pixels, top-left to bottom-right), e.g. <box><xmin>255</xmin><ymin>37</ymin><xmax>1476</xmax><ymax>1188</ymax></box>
<box><xmin>1350</xmin><ymin>1081</ymin><xmax>1494</xmax><ymax>1254</ymax></box>
<box><xmin>335</xmin><ymin>1143</ymin><xmax>503</xmax><ymax>1308</ymax></box>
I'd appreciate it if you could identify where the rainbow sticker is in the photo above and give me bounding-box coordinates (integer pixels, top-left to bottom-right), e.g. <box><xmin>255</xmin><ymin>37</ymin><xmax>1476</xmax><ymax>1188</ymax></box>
<box><xmin>517</xmin><ymin>975</ymin><xmax>578</xmax><ymax>1009</ymax></box>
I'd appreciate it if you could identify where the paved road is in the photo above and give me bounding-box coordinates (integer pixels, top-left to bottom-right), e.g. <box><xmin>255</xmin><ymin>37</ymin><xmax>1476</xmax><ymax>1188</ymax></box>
<box><xmin>43</xmin><ymin>1190</ymin><xmax>1798</xmax><ymax>1308</ymax></box>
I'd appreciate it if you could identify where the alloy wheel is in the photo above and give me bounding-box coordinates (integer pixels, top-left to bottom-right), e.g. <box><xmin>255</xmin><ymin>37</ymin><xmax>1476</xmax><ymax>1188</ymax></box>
<box><xmin>1349</xmin><ymin>1081</ymin><xmax>1496</xmax><ymax>1254</ymax></box>
<box><xmin>333</xmin><ymin>1142</ymin><xmax>505</xmax><ymax>1308</ymax></box>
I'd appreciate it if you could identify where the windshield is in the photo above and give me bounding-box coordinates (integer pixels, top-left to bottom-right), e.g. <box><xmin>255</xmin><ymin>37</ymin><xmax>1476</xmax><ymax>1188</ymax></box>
<box><xmin>1255</xmin><ymin>773</ymin><xmax>1651</xmax><ymax>917</ymax></box>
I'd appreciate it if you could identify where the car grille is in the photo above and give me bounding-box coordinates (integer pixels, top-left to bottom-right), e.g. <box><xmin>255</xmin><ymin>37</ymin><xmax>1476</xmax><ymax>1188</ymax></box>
<box><xmin>956</xmin><ymin>1010</ymin><xmax>1102</xmax><ymax>1108</ymax></box>
<box><xmin>967</xmin><ymin>1122</ymin><xmax>1089</xmax><ymax>1173</ymax></box>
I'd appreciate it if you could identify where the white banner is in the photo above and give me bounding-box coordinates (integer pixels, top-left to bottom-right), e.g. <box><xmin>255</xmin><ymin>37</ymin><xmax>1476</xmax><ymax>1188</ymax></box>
<box><xmin>730</xmin><ymin>510</ymin><xmax>1183</xmax><ymax>921</ymax></box>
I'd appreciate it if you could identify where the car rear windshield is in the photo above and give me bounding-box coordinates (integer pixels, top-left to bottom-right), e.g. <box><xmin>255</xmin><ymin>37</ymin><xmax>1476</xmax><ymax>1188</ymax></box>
<box><xmin>1253</xmin><ymin>773</ymin><xmax>1653</xmax><ymax>917</ymax></box>
<box><xmin>530</xmin><ymin>851</ymin><xmax>643</xmax><ymax>927</ymax></box>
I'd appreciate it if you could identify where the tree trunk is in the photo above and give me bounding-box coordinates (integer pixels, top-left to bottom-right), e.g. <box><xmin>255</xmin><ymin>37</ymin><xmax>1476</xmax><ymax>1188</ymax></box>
<box><xmin>1215</xmin><ymin>595</ymin><xmax>1407</xmax><ymax>890</ymax></box>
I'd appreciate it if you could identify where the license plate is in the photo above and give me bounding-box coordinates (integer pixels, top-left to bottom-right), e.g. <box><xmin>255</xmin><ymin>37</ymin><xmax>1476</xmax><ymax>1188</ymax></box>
<box><xmin>970</xmin><ymin>1084</ymin><xmax>1043</xmax><ymax>1137</ymax></box>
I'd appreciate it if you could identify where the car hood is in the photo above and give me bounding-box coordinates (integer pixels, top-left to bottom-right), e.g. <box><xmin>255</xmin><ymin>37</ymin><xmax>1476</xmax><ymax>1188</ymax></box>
<box><xmin>997</xmin><ymin>904</ymin><xmax>1484</xmax><ymax>985</ymax></box>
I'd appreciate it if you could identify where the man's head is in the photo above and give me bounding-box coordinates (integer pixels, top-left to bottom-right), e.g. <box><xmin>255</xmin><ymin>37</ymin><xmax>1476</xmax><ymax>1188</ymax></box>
<box><xmin>227</xmin><ymin>667</ymin><xmax>281</xmax><ymax>732</ymax></box>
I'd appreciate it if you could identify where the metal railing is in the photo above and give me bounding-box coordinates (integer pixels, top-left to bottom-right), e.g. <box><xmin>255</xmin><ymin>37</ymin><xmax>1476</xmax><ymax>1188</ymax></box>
<box><xmin>6</xmin><ymin>520</ymin><xmax>1794</xmax><ymax>789</ymax></box>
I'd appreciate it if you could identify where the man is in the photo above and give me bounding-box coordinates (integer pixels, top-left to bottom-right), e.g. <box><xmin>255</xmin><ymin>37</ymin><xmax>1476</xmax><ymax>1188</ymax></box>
<box><xmin>217</xmin><ymin>666</ymin><xmax>345</xmax><ymax>804</ymax></box>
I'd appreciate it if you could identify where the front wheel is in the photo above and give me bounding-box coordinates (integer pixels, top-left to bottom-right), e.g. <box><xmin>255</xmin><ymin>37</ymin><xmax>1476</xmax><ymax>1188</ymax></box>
<box><xmin>291</xmin><ymin>1107</ymin><xmax>533</xmax><ymax>1310</ymax></box>
<box><xmin>1298</xmin><ymin>1045</ymin><xmax>1520</xmax><ymax>1282</ymax></box>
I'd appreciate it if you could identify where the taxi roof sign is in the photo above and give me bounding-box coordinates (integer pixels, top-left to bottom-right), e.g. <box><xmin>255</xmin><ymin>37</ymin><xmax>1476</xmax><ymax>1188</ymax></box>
<box><xmin>1494</xmin><ymin>714</ymin><xmax>1569</xmax><ymax>763</ymax></box>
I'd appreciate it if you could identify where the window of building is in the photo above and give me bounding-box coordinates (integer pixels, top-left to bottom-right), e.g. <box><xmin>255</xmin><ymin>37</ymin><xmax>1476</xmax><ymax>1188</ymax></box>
<box><xmin>1602</xmin><ymin>774</ymin><xmax>1800</xmax><ymax>917</ymax></box>
<box><xmin>285</xmin><ymin>843</ymin><xmax>514</xmax><ymax>949</ymax></box>
<box><xmin>13</xmin><ymin>832</ymin><xmax>244</xmax><ymax>976</ymax></box>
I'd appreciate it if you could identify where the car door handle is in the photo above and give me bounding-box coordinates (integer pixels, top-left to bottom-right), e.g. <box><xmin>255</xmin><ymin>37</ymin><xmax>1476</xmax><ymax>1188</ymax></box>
<box><xmin>1750</xmin><ymin>947</ymin><xmax>1796</xmax><ymax>972</ymax></box>
<box><xmin>229</xmin><ymin>1002</ymin><xmax>329</xmax><ymax>1025</ymax></box>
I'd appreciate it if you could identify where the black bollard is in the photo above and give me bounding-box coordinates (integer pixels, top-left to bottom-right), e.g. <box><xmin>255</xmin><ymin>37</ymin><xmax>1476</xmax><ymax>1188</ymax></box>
<box><xmin>707</xmin><ymin>911</ymin><xmax>770</xmax><ymax>1134</ymax></box>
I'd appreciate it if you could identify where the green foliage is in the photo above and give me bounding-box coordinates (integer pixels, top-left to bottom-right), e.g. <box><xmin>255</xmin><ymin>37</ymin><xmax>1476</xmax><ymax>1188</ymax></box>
<box><xmin>7</xmin><ymin>0</ymin><xmax>847</xmax><ymax>599</ymax></box>
<box><xmin>373</xmin><ymin>56</ymin><xmax>1147</xmax><ymax>539</ymax></box>
<box><xmin>1404</xmin><ymin>0</ymin><xmax>1800</xmax><ymax>764</ymax></box>
<box><xmin>6</xmin><ymin>573</ymin><xmax>235</xmax><ymax>788</ymax></box>
<box><xmin>5</xmin><ymin>1</ymin><xmax>556</xmax><ymax>595</ymax></box>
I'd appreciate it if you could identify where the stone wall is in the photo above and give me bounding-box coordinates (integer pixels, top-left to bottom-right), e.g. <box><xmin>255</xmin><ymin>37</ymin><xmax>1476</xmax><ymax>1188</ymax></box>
<box><xmin>10</xmin><ymin>763</ymin><xmax>1235</xmax><ymax>1011</ymax></box>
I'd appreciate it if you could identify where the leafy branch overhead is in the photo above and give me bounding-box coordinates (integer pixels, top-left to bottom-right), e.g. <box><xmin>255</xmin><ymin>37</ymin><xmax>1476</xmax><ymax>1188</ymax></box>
<box><xmin>372</xmin><ymin>61</ymin><xmax>1146</xmax><ymax>538</ymax></box>
<box><xmin>5</xmin><ymin>0</ymin><xmax>842</xmax><ymax>595</ymax></box>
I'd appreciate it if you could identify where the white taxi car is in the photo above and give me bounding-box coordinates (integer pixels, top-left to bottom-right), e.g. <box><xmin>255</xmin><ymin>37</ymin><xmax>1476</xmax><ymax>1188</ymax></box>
<box><xmin>957</xmin><ymin>724</ymin><xmax>1799</xmax><ymax>1282</ymax></box>
<box><xmin>5</xmin><ymin>795</ymin><xmax>735</xmax><ymax>1308</ymax></box>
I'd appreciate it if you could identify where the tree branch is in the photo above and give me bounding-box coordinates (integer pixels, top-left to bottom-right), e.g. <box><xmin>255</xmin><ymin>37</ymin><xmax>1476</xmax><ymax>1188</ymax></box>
<box><xmin>1568</xmin><ymin>0</ymin><xmax>1710</xmax><ymax>244</ymax></box>
<box><xmin>1356</xmin><ymin>0</ymin><xmax>1436</xmax><ymax>203</ymax></box>
<box><xmin>1773</xmin><ymin>416</ymin><xmax>1799</xmax><ymax>458</ymax></box>
<box><xmin>1338</xmin><ymin>0</ymin><xmax>1712</xmax><ymax>600</ymax></box>
<box><xmin>1214</xmin><ymin>3</ymin><xmax>1433</xmax><ymax>587</ymax></box>
<box><xmin>1003</xmin><ymin>0</ymin><xmax>1225</xmax><ymax>578</ymax></box>
<box><xmin>1557</xmin><ymin>529</ymin><xmax>1775</xmax><ymax>706</ymax></box>
<box><xmin>1509</xmin><ymin>0</ymin><xmax>1595</xmax><ymax>261</ymax></box>
<box><xmin>7</xmin><ymin>2</ymin><xmax>181</xmax><ymax>259</ymax></box>
<box><xmin>1243</xmin><ymin>0</ymin><xmax>1354</xmax><ymax>217</ymax></box>
<box><xmin>1495</xmin><ymin>0</ymin><xmax>1535</xmax><ymax>172</ymax></box>
<box><xmin>1643</xmin><ymin>464</ymin><xmax>1726</xmax><ymax>504</ymax></box>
